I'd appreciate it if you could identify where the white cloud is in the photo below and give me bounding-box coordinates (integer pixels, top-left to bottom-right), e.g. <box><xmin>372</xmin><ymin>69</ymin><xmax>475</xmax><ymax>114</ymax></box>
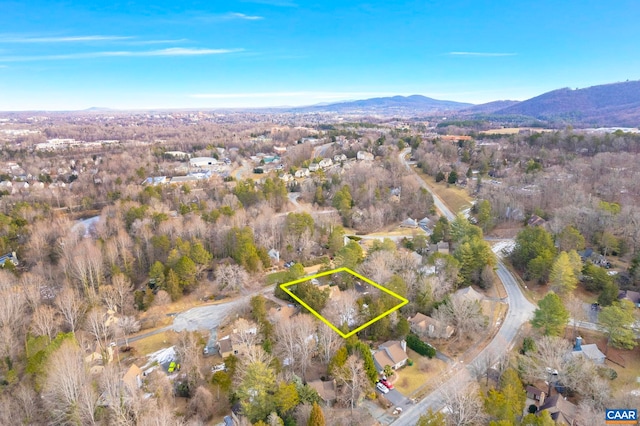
<box><xmin>228</xmin><ymin>12</ymin><xmax>264</xmax><ymax>20</ymax></box>
<box><xmin>0</xmin><ymin>35</ymin><xmax>134</xmax><ymax>43</ymax></box>
<box><xmin>0</xmin><ymin>48</ymin><xmax>243</xmax><ymax>62</ymax></box>
<box><xmin>448</xmin><ymin>52</ymin><xmax>517</xmax><ymax>57</ymax></box>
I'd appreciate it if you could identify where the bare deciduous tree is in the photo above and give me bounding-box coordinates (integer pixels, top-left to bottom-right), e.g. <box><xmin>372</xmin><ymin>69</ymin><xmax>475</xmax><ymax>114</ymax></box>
<box><xmin>187</xmin><ymin>386</ymin><xmax>215</xmax><ymax>423</ymax></box>
<box><xmin>316</xmin><ymin>322</ymin><xmax>341</xmax><ymax>364</ymax></box>
<box><xmin>175</xmin><ymin>331</ymin><xmax>204</xmax><ymax>390</ymax></box>
<box><xmin>276</xmin><ymin>315</ymin><xmax>317</xmax><ymax>379</ymax></box>
<box><xmin>117</xmin><ymin>316</ymin><xmax>141</xmax><ymax>347</ymax></box>
<box><xmin>85</xmin><ymin>308</ymin><xmax>113</xmax><ymax>351</ymax></box>
<box><xmin>441</xmin><ymin>382</ymin><xmax>486</xmax><ymax>426</ymax></box>
<box><xmin>55</xmin><ymin>285</ymin><xmax>86</xmax><ymax>333</ymax></box>
<box><xmin>214</xmin><ymin>263</ymin><xmax>250</xmax><ymax>293</ymax></box>
<box><xmin>42</xmin><ymin>339</ymin><xmax>98</xmax><ymax>425</ymax></box>
<box><xmin>433</xmin><ymin>298</ymin><xmax>486</xmax><ymax>341</ymax></box>
<box><xmin>334</xmin><ymin>355</ymin><xmax>371</xmax><ymax>414</ymax></box>
<box><xmin>31</xmin><ymin>304</ymin><xmax>59</xmax><ymax>341</ymax></box>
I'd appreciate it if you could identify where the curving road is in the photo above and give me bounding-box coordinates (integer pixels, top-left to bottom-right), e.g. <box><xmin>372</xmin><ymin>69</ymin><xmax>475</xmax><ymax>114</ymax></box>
<box><xmin>399</xmin><ymin>148</ymin><xmax>456</xmax><ymax>221</ymax></box>
<box><xmin>392</xmin><ymin>149</ymin><xmax>536</xmax><ymax>426</ymax></box>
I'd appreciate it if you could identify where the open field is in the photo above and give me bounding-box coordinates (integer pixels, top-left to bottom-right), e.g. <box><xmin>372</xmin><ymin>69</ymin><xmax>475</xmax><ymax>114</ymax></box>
<box><xmin>413</xmin><ymin>167</ymin><xmax>472</xmax><ymax>214</ymax></box>
<box><xmin>131</xmin><ymin>330</ymin><xmax>177</xmax><ymax>356</ymax></box>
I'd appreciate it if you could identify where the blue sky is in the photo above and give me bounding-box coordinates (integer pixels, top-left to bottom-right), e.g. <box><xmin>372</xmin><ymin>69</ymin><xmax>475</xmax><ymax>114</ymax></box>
<box><xmin>0</xmin><ymin>0</ymin><xmax>639</xmax><ymax>110</ymax></box>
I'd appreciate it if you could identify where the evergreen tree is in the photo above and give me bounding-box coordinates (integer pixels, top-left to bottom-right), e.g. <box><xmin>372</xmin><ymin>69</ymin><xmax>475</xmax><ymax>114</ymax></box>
<box><xmin>549</xmin><ymin>252</ymin><xmax>578</xmax><ymax>294</ymax></box>
<box><xmin>531</xmin><ymin>292</ymin><xmax>569</xmax><ymax>336</ymax></box>
<box><xmin>599</xmin><ymin>300</ymin><xmax>638</xmax><ymax>350</ymax></box>
<box><xmin>308</xmin><ymin>402</ymin><xmax>326</xmax><ymax>426</ymax></box>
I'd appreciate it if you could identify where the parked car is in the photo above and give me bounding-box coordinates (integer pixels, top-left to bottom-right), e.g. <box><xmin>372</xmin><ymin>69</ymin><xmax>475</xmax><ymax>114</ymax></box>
<box><xmin>380</xmin><ymin>379</ymin><xmax>394</xmax><ymax>389</ymax></box>
<box><xmin>376</xmin><ymin>382</ymin><xmax>389</xmax><ymax>394</ymax></box>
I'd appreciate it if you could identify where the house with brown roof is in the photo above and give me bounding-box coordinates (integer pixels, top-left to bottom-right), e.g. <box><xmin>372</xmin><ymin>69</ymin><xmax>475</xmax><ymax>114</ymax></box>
<box><xmin>268</xmin><ymin>305</ymin><xmax>298</xmax><ymax>323</ymax></box>
<box><xmin>122</xmin><ymin>364</ymin><xmax>144</xmax><ymax>391</ymax></box>
<box><xmin>408</xmin><ymin>312</ymin><xmax>455</xmax><ymax>339</ymax></box>
<box><xmin>373</xmin><ymin>340</ymin><xmax>408</xmax><ymax>371</ymax></box>
<box><xmin>452</xmin><ymin>286</ymin><xmax>484</xmax><ymax>304</ymax></box>
<box><xmin>537</xmin><ymin>394</ymin><xmax>578</xmax><ymax>425</ymax></box>
<box><xmin>307</xmin><ymin>379</ymin><xmax>337</xmax><ymax>406</ymax></box>
<box><xmin>217</xmin><ymin>336</ymin><xmax>234</xmax><ymax>358</ymax></box>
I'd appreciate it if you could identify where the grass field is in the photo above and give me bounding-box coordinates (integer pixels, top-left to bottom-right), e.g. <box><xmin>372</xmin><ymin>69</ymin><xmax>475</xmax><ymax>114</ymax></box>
<box><xmin>393</xmin><ymin>349</ymin><xmax>447</xmax><ymax>395</ymax></box>
<box><xmin>413</xmin><ymin>167</ymin><xmax>472</xmax><ymax>214</ymax></box>
<box><xmin>131</xmin><ymin>331</ymin><xmax>176</xmax><ymax>356</ymax></box>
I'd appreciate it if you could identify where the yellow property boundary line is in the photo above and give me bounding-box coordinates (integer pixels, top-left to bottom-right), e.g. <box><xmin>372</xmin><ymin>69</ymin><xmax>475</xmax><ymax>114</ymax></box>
<box><xmin>279</xmin><ymin>267</ymin><xmax>408</xmax><ymax>339</ymax></box>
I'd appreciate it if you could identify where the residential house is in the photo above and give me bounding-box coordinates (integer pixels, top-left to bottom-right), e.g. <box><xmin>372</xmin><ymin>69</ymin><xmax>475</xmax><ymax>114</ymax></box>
<box><xmin>373</xmin><ymin>340</ymin><xmax>408</xmax><ymax>371</ymax></box>
<box><xmin>452</xmin><ymin>286</ymin><xmax>484</xmax><ymax>304</ymax></box>
<box><xmin>170</xmin><ymin>176</ymin><xmax>199</xmax><ymax>184</ymax></box>
<box><xmin>571</xmin><ymin>336</ymin><xmax>606</xmax><ymax>364</ymax></box>
<box><xmin>273</xmin><ymin>146</ymin><xmax>288</xmax><ymax>155</ymax></box>
<box><xmin>280</xmin><ymin>173</ymin><xmax>294</xmax><ymax>182</ymax></box>
<box><xmin>318</xmin><ymin>284</ymin><xmax>342</xmax><ymax>300</ymax></box>
<box><xmin>308</xmin><ymin>163</ymin><xmax>320</xmax><ymax>172</ymax></box>
<box><xmin>268</xmin><ymin>305</ymin><xmax>298</xmax><ymax>323</ymax></box>
<box><xmin>268</xmin><ymin>248</ymin><xmax>280</xmax><ymax>263</ymax></box>
<box><xmin>319</xmin><ymin>158</ymin><xmax>333</xmax><ymax>169</ymax></box>
<box><xmin>217</xmin><ymin>337</ymin><xmax>234</xmax><ymax>358</ymax></box>
<box><xmin>618</xmin><ymin>290</ymin><xmax>640</xmax><ymax>308</ymax></box>
<box><xmin>428</xmin><ymin>242</ymin><xmax>450</xmax><ymax>255</ymax></box>
<box><xmin>0</xmin><ymin>251</ymin><xmax>18</xmax><ymax>267</ymax></box>
<box><xmin>295</xmin><ymin>168</ymin><xmax>310</xmax><ymax>178</ymax></box>
<box><xmin>308</xmin><ymin>379</ymin><xmax>337</xmax><ymax>406</ymax></box>
<box><xmin>526</xmin><ymin>386</ymin><xmax>546</xmax><ymax>405</ymax></box>
<box><xmin>333</xmin><ymin>154</ymin><xmax>347</xmax><ymax>162</ymax></box>
<box><xmin>356</xmin><ymin>151</ymin><xmax>374</xmax><ymax>161</ymax></box>
<box><xmin>400</xmin><ymin>218</ymin><xmax>418</xmax><ymax>228</ymax></box>
<box><xmin>537</xmin><ymin>394</ymin><xmax>578</xmax><ymax>425</ymax></box>
<box><xmin>122</xmin><ymin>364</ymin><xmax>144</xmax><ymax>390</ymax></box>
<box><xmin>527</xmin><ymin>215</ymin><xmax>546</xmax><ymax>227</ymax></box>
<box><xmin>408</xmin><ymin>312</ymin><xmax>454</xmax><ymax>339</ymax></box>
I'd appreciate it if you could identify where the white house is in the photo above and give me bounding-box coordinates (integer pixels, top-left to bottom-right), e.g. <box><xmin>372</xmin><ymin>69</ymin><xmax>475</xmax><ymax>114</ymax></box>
<box><xmin>308</xmin><ymin>163</ymin><xmax>320</xmax><ymax>172</ymax></box>
<box><xmin>333</xmin><ymin>154</ymin><xmax>347</xmax><ymax>162</ymax></box>
<box><xmin>319</xmin><ymin>158</ymin><xmax>333</xmax><ymax>169</ymax></box>
<box><xmin>294</xmin><ymin>168</ymin><xmax>310</xmax><ymax>178</ymax></box>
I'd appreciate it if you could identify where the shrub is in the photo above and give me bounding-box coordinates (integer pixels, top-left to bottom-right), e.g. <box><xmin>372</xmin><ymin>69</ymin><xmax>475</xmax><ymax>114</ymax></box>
<box><xmin>406</xmin><ymin>334</ymin><xmax>436</xmax><ymax>358</ymax></box>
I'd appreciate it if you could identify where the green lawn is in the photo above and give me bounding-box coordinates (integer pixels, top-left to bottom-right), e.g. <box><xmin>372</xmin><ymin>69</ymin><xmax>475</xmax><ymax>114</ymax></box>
<box><xmin>266</xmin><ymin>271</ymin><xmax>290</xmax><ymax>286</ymax></box>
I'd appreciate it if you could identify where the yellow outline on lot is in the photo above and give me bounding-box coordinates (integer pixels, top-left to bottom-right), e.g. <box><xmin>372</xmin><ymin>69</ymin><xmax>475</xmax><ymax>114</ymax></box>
<box><xmin>279</xmin><ymin>267</ymin><xmax>408</xmax><ymax>339</ymax></box>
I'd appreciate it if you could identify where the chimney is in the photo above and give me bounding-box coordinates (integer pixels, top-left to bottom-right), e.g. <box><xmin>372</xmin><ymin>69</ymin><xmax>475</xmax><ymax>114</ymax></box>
<box><xmin>400</xmin><ymin>339</ymin><xmax>407</xmax><ymax>352</ymax></box>
<box><xmin>574</xmin><ymin>336</ymin><xmax>582</xmax><ymax>351</ymax></box>
<box><xmin>539</xmin><ymin>391</ymin><xmax>545</xmax><ymax>406</ymax></box>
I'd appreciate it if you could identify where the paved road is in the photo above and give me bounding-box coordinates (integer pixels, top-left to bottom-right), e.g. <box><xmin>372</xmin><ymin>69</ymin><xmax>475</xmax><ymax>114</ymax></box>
<box><xmin>390</xmin><ymin>149</ymin><xmax>536</xmax><ymax>426</ymax></box>
<box><xmin>399</xmin><ymin>148</ymin><xmax>456</xmax><ymax>221</ymax></box>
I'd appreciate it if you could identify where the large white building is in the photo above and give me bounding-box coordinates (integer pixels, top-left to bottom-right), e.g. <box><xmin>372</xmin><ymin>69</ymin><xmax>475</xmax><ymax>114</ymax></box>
<box><xmin>190</xmin><ymin>157</ymin><xmax>218</xmax><ymax>167</ymax></box>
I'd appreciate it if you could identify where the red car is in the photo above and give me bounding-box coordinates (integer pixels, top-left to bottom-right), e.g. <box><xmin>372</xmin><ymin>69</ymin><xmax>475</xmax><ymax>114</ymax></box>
<box><xmin>380</xmin><ymin>379</ymin><xmax>394</xmax><ymax>389</ymax></box>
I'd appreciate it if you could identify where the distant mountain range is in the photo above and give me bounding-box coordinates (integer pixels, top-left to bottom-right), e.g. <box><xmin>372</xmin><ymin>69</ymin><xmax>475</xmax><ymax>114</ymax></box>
<box><xmin>289</xmin><ymin>95</ymin><xmax>473</xmax><ymax>114</ymax></box>
<box><xmin>288</xmin><ymin>80</ymin><xmax>640</xmax><ymax>126</ymax></box>
<box><xmin>490</xmin><ymin>80</ymin><xmax>640</xmax><ymax>126</ymax></box>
